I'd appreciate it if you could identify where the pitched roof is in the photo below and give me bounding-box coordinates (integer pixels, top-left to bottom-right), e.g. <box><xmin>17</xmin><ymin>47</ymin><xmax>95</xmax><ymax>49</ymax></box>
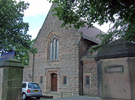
<box><xmin>77</xmin><ymin>21</ymin><xmax>104</xmax><ymax>44</ymax></box>
<box><xmin>35</xmin><ymin>3</ymin><xmax>104</xmax><ymax>45</ymax></box>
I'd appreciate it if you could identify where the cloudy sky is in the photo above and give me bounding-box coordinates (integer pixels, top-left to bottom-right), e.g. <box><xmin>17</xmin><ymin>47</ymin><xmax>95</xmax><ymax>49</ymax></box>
<box><xmin>22</xmin><ymin>0</ymin><xmax>111</xmax><ymax>40</ymax></box>
<box><xmin>22</xmin><ymin>0</ymin><xmax>52</xmax><ymax>39</ymax></box>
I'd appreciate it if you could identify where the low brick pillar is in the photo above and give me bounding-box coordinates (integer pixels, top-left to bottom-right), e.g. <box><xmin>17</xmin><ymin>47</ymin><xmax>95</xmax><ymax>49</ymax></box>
<box><xmin>95</xmin><ymin>39</ymin><xmax>135</xmax><ymax>100</ymax></box>
<box><xmin>0</xmin><ymin>58</ymin><xmax>24</xmax><ymax>100</ymax></box>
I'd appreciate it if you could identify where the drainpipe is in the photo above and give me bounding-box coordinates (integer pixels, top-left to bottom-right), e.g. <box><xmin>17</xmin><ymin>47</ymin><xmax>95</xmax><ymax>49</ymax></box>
<box><xmin>32</xmin><ymin>53</ymin><xmax>35</xmax><ymax>82</ymax></box>
<box><xmin>82</xmin><ymin>60</ymin><xmax>83</xmax><ymax>96</ymax></box>
<box><xmin>80</xmin><ymin>60</ymin><xmax>83</xmax><ymax>96</ymax></box>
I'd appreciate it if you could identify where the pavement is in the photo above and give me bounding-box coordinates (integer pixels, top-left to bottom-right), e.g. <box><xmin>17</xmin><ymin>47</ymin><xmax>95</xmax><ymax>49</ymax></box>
<box><xmin>26</xmin><ymin>96</ymin><xmax>98</xmax><ymax>100</ymax></box>
<box><xmin>47</xmin><ymin>96</ymin><xmax>98</xmax><ymax>100</ymax></box>
<box><xmin>25</xmin><ymin>92</ymin><xmax>98</xmax><ymax>100</ymax></box>
<box><xmin>41</xmin><ymin>92</ymin><xmax>98</xmax><ymax>100</ymax></box>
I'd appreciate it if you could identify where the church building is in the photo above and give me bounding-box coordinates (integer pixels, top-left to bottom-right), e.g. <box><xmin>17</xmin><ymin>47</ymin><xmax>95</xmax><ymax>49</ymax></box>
<box><xmin>23</xmin><ymin>3</ymin><xmax>102</xmax><ymax>96</ymax></box>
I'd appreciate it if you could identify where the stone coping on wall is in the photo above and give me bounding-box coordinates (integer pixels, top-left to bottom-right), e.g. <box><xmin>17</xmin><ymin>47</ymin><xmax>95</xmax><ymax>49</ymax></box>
<box><xmin>95</xmin><ymin>39</ymin><xmax>135</xmax><ymax>61</ymax></box>
<box><xmin>81</xmin><ymin>55</ymin><xmax>96</xmax><ymax>62</ymax></box>
<box><xmin>0</xmin><ymin>58</ymin><xmax>24</xmax><ymax>68</ymax></box>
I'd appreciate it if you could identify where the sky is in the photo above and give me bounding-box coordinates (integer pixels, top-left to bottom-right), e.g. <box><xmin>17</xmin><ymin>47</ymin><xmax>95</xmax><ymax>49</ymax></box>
<box><xmin>22</xmin><ymin>0</ymin><xmax>52</xmax><ymax>39</ymax></box>
<box><xmin>22</xmin><ymin>0</ymin><xmax>111</xmax><ymax>40</ymax></box>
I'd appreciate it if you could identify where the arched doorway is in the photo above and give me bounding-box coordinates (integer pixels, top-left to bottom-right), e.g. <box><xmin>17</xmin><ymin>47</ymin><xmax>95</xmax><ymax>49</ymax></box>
<box><xmin>51</xmin><ymin>73</ymin><xmax>57</xmax><ymax>91</ymax></box>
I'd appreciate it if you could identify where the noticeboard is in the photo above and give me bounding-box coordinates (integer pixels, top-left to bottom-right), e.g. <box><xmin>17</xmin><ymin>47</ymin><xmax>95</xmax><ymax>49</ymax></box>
<box><xmin>0</xmin><ymin>52</ymin><xmax>15</xmax><ymax>61</ymax></box>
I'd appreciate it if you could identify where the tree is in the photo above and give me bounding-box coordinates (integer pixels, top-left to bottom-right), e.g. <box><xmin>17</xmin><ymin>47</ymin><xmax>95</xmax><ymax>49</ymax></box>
<box><xmin>49</xmin><ymin>0</ymin><xmax>135</xmax><ymax>53</ymax></box>
<box><xmin>21</xmin><ymin>39</ymin><xmax>37</xmax><ymax>65</ymax></box>
<box><xmin>0</xmin><ymin>0</ymin><xmax>36</xmax><ymax>64</ymax></box>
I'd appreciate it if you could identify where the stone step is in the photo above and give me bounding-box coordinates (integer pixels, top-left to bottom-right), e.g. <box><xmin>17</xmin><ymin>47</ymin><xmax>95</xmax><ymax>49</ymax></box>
<box><xmin>41</xmin><ymin>95</ymin><xmax>53</xmax><ymax>99</ymax></box>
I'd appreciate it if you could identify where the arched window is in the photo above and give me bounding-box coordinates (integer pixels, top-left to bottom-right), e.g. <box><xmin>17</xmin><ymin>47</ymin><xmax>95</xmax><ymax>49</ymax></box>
<box><xmin>56</xmin><ymin>40</ymin><xmax>59</xmax><ymax>59</ymax></box>
<box><xmin>50</xmin><ymin>39</ymin><xmax>59</xmax><ymax>60</ymax></box>
<box><xmin>53</xmin><ymin>39</ymin><xmax>56</xmax><ymax>60</ymax></box>
<box><xmin>50</xmin><ymin>42</ymin><xmax>52</xmax><ymax>60</ymax></box>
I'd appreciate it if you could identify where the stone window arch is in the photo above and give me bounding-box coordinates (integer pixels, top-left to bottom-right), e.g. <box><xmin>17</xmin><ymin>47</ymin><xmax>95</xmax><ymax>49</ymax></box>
<box><xmin>47</xmin><ymin>32</ymin><xmax>59</xmax><ymax>61</ymax></box>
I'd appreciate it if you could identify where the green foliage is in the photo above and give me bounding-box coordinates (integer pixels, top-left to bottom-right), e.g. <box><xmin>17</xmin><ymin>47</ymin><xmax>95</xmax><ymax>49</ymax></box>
<box><xmin>20</xmin><ymin>39</ymin><xmax>37</xmax><ymax>65</ymax></box>
<box><xmin>49</xmin><ymin>0</ymin><xmax>135</xmax><ymax>52</ymax></box>
<box><xmin>0</xmin><ymin>0</ymin><xmax>36</xmax><ymax>65</ymax></box>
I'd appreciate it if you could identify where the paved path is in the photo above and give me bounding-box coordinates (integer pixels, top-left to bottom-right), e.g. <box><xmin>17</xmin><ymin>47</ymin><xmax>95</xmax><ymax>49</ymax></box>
<box><xmin>26</xmin><ymin>96</ymin><xmax>98</xmax><ymax>100</ymax></box>
<box><xmin>47</xmin><ymin>96</ymin><xmax>98</xmax><ymax>100</ymax></box>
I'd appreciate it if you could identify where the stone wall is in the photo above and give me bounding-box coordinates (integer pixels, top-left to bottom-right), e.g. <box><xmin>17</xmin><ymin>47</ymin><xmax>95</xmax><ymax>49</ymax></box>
<box><xmin>96</xmin><ymin>39</ymin><xmax>135</xmax><ymax>100</ymax></box>
<box><xmin>78</xmin><ymin>39</ymin><xmax>95</xmax><ymax>95</ymax></box>
<box><xmin>23</xmin><ymin>3</ymin><xmax>98</xmax><ymax>96</ymax></box>
<box><xmin>78</xmin><ymin>38</ymin><xmax>98</xmax><ymax>95</ymax></box>
<box><xmin>0</xmin><ymin>58</ymin><xmax>24</xmax><ymax>100</ymax></box>
<box><xmin>82</xmin><ymin>56</ymin><xmax>98</xmax><ymax>96</ymax></box>
<box><xmin>23</xmin><ymin>66</ymin><xmax>32</xmax><ymax>82</ymax></box>
<box><xmin>23</xmin><ymin>3</ymin><xmax>82</xmax><ymax>94</ymax></box>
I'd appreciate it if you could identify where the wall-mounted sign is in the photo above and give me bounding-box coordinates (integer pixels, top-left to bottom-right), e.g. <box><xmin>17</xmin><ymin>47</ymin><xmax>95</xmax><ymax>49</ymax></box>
<box><xmin>1</xmin><ymin>52</ymin><xmax>15</xmax><ymax>61</ymax></box>
<box><xmin>104</xmin><ymin>65</ymin><xmax>123</xmax><ymax>73</ymax></box>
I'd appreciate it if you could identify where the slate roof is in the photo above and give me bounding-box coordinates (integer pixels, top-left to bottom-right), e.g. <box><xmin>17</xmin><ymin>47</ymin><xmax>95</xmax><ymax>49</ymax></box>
<box><xmin>77</xmin><ymin>22</ymin><xmax>104</xmax><ymax>44</ymax></box>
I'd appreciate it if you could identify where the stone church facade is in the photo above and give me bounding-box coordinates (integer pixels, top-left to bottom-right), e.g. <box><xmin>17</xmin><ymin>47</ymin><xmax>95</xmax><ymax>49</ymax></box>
<box><xmin>23</xmin><ymin>4</ymin><xmax>102</xmax><ymax>96</ymax></box>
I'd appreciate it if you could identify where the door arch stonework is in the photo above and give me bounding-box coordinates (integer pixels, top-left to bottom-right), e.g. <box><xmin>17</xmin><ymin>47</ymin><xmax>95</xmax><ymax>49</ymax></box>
<box><xmin>45</xmin><ymin>69</ymin><xmax>59</xmax><ymax>92</ymax></box>
<box><xmin>51</xmin><ymin>73</ymin><xmax>57</xmax><ymax>91</ymax></box>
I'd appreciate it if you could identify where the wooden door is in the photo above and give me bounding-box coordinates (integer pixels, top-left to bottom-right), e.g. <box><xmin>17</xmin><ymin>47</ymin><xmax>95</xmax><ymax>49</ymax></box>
<box><xmin>51</xmin><ymin>73</ymin><xmax>57</xmax><ymax>91</ymax></box>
